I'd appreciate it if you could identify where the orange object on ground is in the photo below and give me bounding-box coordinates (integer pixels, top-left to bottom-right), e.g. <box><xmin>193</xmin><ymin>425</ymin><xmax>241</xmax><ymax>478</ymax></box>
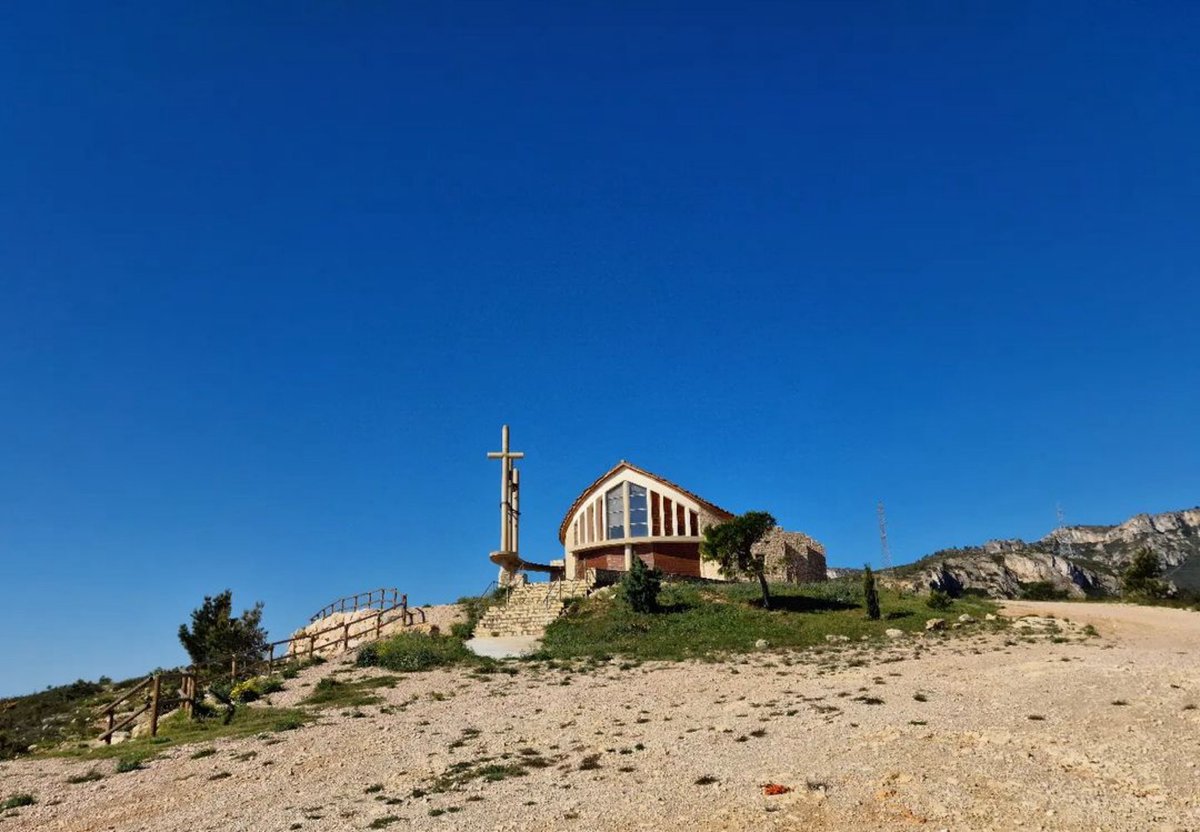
<box><xmin>762</xmin><ymin>783</ymin><xmax>792</xmax><ymax>796</ymax></box>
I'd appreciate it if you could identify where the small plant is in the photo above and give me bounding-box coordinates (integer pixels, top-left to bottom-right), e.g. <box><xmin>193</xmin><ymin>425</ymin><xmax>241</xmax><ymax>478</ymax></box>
<box><xmin>115</xmin><ymin>757</ymin><xmax>144</xmax><ymax>773</ymax></box>
<box><xmin>370</xmin><ymin>816</ymin><xmax>402</xmax><ymax>828</ymax></box>
<box><xmin>863</xmin><ymin>565</ymin><xmax>881</xmax><ymax>620</ymax></box>
<box><xmin>926</xmin><ymin>589</ymin><xmax>953</xmax><ymax>610</ymax></box>
<box><xmin>231</xmin><ymin>675</ymin><xmax>285</xmax><ymax>703</ymax></box>
<box><xmin>620</xmin><ymin>555</ymin><xmax>663</xmax><ymax>613</ymax></box>
<box><xmin>694</xmin><ymin>775</ymin><xmax>719</xmax><ymax>785</ymax></box>
<box><xmin>0</xmin><ymin>793</ymin><xmax>36</xmax><ymax>810</ymax></box>
<box><xmin>578</xmin><ymin>753</ymin><xmax>602</xmax><ymax>771</ymax></box>
<box><xmin>190</xmin><ymin>747</ymin><xmax>217</xmax><ymax>759</ymax></box>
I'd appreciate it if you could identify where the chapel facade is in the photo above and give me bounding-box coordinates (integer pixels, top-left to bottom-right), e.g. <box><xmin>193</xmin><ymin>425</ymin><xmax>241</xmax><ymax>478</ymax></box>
<box><xmin>558</xmin><ymin>461</ymin><xmax>827</xmax><ymax>584</ymax></box>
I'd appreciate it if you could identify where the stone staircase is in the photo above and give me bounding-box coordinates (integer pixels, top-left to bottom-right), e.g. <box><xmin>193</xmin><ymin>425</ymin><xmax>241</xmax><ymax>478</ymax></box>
<box><xmin>476</xmin><ymin>578</ymin><xmax>592</xmax><ymax>638</ymax></box>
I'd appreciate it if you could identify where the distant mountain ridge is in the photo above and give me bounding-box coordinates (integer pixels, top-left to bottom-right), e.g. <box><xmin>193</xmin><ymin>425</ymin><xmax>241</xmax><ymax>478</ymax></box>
<box><xmin>891</xmin><ymin>507</ymin><xmax>1200</xmax><ymax>599</ymax></box>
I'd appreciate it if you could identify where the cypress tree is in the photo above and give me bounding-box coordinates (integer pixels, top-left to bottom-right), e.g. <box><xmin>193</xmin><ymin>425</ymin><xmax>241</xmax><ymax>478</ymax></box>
<box><xmin>863</xmin><ymin>564</ymin><xmax>881</xmax><ymax>620</ymax></box>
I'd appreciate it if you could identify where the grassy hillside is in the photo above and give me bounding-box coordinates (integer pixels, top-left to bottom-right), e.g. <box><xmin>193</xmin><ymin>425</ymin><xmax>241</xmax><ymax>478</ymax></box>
<box><xmin>541</xmin><ymin>579</ymin><xmax>995</xmax><ymax>661</ymax></box>
<box><xmin>0</xmin><ymin>676</ymin><xmax>149</xmax><ymax>759</ymax></box>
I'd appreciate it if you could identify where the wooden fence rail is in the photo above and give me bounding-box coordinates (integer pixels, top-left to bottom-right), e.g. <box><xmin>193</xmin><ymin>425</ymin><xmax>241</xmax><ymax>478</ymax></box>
<box><xmin>96</xmin><ymin>671</ymin><xmax>197</xmax><ymax>744</ymax></box>
<box><xmin>96</xmin><ymin>589</ymin><xmax>425</xmax><ymax>743</ymax></box>
<box><xmin>309</xmin><ymin>588</ymin><xmax>402</xmax><ymax>623</ymax></box>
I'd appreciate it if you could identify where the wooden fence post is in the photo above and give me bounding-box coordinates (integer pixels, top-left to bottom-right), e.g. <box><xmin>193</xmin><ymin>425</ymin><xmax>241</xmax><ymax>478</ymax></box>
<box><xmin>309</xmin><ymin>635</ymin><xmax>316</xmax><ymax>658</ymax></box>
<box><xmin>105</xmin><ymin>711</ymin><xmax>114</xmax><ymax>745</ymax></box>
<box><xmin>342</xmin><ymin>621</ymin><xmax>350</xmax><ymax>651</ymax></box>
<box><xmin>149</xmin><ymin>675</ymin><xmax>162</xmax><ymax>737</ymax></box>
<box><xmin>181</xmin><ymin>673</ymin><xmax>194</xmax><ymax>718</ymax></box>
<box><xmin>230</xmin><ymin>657</ymin><xmax>237</xmax><ymax>682</ymax></box>
<box><xmin>401</xmin><ymin>594</ymin><xmax>408</xmax><ymax>626</ymax></box>
<box><xmin>376</xmin><ymin>610</ymin><xmax>383</xmax><ymax>639</ymax></box>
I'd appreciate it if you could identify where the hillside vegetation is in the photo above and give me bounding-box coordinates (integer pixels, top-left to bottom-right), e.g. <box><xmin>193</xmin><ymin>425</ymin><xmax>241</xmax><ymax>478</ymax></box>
<box><xmin>541</xmin><ymin>578</ymin><xmax>995</xmax><ymax>661</ymax></box>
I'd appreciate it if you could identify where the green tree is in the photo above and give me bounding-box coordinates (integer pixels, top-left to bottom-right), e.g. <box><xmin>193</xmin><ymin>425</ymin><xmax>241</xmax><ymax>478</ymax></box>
<box><xmin>178</xmin><ymin>590</ymin><xmax>268</xmax><ymax>670</ymax></box>
<box><xmin>863</xmin><ymin>564</ymin><xmax>881</xmax><ymax>620</ymax></box>
<box><xmin>700</xmin><ymin>511</ymin><xmax>777</xmax><ymax>609</ymax></box>
<box><xmin>620</xmin><ymin>555</ymin><xmax>663</xmax><ymax>613</ymax></box>
<box><xmin>1122</xmin><ymin>548</ymin><xmax>1169</xmax><ymax>598</ymax></box>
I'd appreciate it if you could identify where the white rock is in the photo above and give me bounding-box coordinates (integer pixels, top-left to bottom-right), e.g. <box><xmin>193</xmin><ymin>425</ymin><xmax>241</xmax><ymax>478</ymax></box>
<box><xmin>958</xmin><ymin>614</ymin><xmax>977</xmax><ymax>624</ymax></box>
<box><xmin>755</xmin><ymin>639</ymin><xmax>770</xmax><ymax>649</ymax></box>
<box><xmin>925</xmin><ymin>618</ymin><xmax>947</xmax><ymax>631</ymax></box>
<box><xmin>885</xmin><ymin>629</ymin><xmax>905</xmax><ymax>639</ymax></box>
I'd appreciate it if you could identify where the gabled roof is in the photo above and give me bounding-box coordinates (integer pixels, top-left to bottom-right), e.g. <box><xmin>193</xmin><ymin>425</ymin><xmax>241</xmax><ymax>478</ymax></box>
<box><xmin>557</xmin><ymin>461</ymin><xmax>735</xmax><ymax>543</ymax></box>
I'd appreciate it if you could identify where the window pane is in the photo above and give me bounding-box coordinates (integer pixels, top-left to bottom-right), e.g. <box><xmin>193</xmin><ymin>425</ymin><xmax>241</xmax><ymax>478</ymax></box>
<box><xmin>606</xmin><ymin>485</ymin><xmax>625</xmax><ymax>540</ymax></box>
<box><xmin>629</xmin><ymin>484</ymin><xmax>648</xmax><ymax>537</ymax></box>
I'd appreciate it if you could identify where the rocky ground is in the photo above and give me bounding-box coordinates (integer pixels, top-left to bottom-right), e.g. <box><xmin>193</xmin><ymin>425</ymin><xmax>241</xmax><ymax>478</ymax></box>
<box><xmin>2</xmin><ymin>602</ymin><xmax>1198</xmax><ymax>831</ymax></box>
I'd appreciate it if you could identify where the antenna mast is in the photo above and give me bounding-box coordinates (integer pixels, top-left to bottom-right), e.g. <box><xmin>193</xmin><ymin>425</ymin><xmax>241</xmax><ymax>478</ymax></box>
<box><xmin>1056</xmin><ymin>503</ymin><xmax>1074</xmax><ymax>559</ymax></box>
<box><xmin>877</xmin><ymin>501</ymin><xmax>893</xmax><ymax>573</ymax></box>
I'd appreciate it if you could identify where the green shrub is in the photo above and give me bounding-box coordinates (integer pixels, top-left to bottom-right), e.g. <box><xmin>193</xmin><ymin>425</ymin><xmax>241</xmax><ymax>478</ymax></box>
<box><xmin>1019</xmin><ymin>581</ymin><xmax>1069</xmax><ymax>601</ymax></box>
<box><xmin>230</xmin><ymin>675</ymin><xmax>285</xmax><ymax>703</ymax></box>
<box><xmin>356</xmin><ymin>632</ymin><xmax>474</xmax><ymax>672</ymax></box>
<box><xmin>0</xmin><ymin>793</ymin><xmax>35</xmax><ymax>810</ymax></box>
<box><xmin>620</xmin><ymin>556</ymin><xmax>663</xmax><ymax>613</ymax></box>
<box><xmin>1123</xmin><ymin>548</ymin><xmax>1169</xmax><ymax>599</ymax></box>
<box><xmin>115</xmin><ymin>757</ymin><xmax>143</xmax><ymax>774</ymax></box>
<box><xmin>925</xmin><ymin>589</ymin><xmax>953</xmax><ymax>610</ymax></box>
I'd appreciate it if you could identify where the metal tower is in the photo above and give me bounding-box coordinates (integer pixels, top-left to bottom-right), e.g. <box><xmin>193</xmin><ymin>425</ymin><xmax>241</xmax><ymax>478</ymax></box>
<box><xmin>877</xmin><ymin>501</ymin><xmax>893</xmax><ymax>573</ymax></box>
<box><xmin>1056</xmin><ymin>503</ymin><xmax>1075</xmax><ymax>559</ymax></box>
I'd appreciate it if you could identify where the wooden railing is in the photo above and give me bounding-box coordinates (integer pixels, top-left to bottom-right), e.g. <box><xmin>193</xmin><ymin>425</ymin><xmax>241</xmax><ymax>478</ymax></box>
<box><xmin>265</xmin><ymin>594</ymin><xmax>426</xmax><ymax>670</ymax></box>
<box><xmin>96</xmin><ymin>670</ymin><xmax>197</xmax><ymax>744</ymax></box>
<box><xmin>95</xmin><ymin>589</ymin><xmax>427</xmax><ymax>742</ymax></box>
<box><xmin>309</xmin><ymin>588</ymin><xmax>402</xmax><ymax>623</ymax></box>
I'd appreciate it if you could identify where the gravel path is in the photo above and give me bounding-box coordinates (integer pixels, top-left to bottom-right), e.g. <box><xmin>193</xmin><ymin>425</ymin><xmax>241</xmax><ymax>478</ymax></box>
<box><xmin>2</xmin><ymin>603</ymin><xmax>1197</xmax><ymax>831</ymax></box>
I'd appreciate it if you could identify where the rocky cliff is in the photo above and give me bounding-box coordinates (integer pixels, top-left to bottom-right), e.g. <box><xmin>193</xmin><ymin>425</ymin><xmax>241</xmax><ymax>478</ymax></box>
<box><xmin>891</xmin><ymin>507</ymin><xmax>1200</xmax><ymax>599</ymax></box>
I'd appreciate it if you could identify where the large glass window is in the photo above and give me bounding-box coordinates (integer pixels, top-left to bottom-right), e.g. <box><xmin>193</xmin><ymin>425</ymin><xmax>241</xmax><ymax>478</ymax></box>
<box><xmin>606</xmin><ymin>485</ymin><xmax>625</xmax><ymax>540</ymax></box>
<box><xmin>629</xmin><ymin>484</ymin><xmax>648</xmax><ymax>537</ymax></box>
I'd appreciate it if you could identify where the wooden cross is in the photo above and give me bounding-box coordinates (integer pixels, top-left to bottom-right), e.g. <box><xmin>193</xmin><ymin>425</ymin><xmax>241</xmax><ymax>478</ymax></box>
<box><xmin>486</xmin><ymin>424</ymin><xmax>524</xmax><ymax>555</ymax></box>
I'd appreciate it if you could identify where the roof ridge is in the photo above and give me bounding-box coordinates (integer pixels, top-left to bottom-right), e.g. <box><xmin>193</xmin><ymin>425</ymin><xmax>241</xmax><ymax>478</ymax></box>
<box><xmin>557</xmin><ymin>461</ymin><xmax>734</xmax><ymax>543</ymax></box>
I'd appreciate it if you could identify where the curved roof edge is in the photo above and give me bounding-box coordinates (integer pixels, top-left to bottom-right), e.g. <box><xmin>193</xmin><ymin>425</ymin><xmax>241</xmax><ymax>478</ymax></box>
<box><xmin>557</xmin><ymin>461</ymin><xmax>736</xmax><ymax>543</ymax></box>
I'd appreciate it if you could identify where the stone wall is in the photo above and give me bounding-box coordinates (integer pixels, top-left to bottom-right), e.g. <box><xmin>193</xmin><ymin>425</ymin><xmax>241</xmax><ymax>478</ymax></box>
<box><xmin>286</xmin><ymin>603</ymin><xmax>465</xmax><ymax>659</ymax></box>
<box><xmin>754</xmin><ymin>526</ymin><xmax>827</xmax><ymax>584</ymax></box>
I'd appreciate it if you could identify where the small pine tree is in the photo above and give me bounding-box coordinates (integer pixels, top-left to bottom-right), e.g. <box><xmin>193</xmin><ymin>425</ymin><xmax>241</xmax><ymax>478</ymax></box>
<box><xmin>178</xmin><ymin>590</ymin><xmax>268</xmax><ymax>670</ymax></box>
<box><xmin>1122</xmin><ymin>548</ymin><xmax>1169</xmax><ymax>598</ymax></box>
<box><xmin>863</xmin><ymin>564</ymin><xmax>881</xmax><ymax>620</ymax></box>
<box><xmin>620</xmin><ymin>555</ymin><xmax>663</xmax><ymax>613</ymax></box>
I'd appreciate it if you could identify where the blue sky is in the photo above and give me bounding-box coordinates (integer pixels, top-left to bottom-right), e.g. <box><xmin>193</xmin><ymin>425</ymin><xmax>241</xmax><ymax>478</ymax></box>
<box><xmin>2</xmin><ymin>2</ymin><xmax>1197</xmax><ymax>695</ymax></box>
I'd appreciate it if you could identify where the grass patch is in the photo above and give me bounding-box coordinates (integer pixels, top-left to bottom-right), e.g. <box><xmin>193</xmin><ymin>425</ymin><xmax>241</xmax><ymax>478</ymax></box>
<box><xmin>0</xmin><ymin>794</ymin><xmax>36</xmax><ymax>810</ymax></box>
<box><xmin>299</xmin><ymin>676</ymin><xmax>400</xmax><ymax>709</ymax></box>
<box><xmin>541</xmin><ymin>580</ymin><xmax>995</xmax><ymax>661</ymax></box>
<box><xmin>46</xmin><ymin>707</ymin><xmax>312</xmax><ymax>765</ymax></box>
<box><xmin>115</xmin><ymin>757</ymin><xmax>144</xmax><ymax>773</ymax></box>
<box><xmin>369</xmin><ymin>816</ymin><xmax>402</xmax><ymax>828</ymax></box>
<box><xmin>423</xmin><ymin>751</ymin><xmax>556</xmax><ymax>794</ymax></box>
<box><xmin>357</xmin><ymin>633</ymin><xmax>486</xmax><ymax>673</ymax></box>
<box><xmin>694</xmin><ymin>775</ymin><xmax>719</xmax><ymax>785</ymax></box>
